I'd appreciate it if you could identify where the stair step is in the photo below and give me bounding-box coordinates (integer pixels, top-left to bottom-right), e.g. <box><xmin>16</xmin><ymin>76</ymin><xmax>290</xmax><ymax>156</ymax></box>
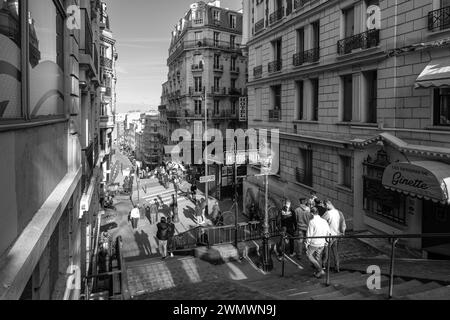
<box><xmin>393</xmin><ymin>281</ymin><xmax>443</xmax><ymax>300</ymax></box>
<box><xmin>290</xmin><ymin>285</ymin><xmax>341</xmax><ymax>300</ymax></box>
<box><xmin>404</xmin><ymin>285</ymin><xmax>450</xmax><ymax>300</ymax></box>
<box><xmin>339</xmin><ymin>292</ymin><xmax>367</xmax><ymax>300</ymax></box>
<box><xmin>310</xmin><ymin>289</ymin><xmax>349</xmax><ymax>300</ymax></box>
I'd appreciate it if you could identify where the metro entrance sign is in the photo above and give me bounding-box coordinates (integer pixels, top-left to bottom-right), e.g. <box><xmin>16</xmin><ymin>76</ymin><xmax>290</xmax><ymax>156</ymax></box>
<box><xmin>200</xmin><ymin>175</ymin><xmax>216</xmax><ymax>183</ymax></box>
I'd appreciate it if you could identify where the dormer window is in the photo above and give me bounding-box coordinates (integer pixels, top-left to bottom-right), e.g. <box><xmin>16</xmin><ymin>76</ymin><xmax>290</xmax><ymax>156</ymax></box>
<box><xmin>229</xmin><ymin>14</ymin><xmax>237</xmax><ymax>29</ymax></box>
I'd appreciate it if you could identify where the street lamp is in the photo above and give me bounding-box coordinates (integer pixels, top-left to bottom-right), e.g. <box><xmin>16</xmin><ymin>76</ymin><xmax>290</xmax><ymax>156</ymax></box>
<box><xmin>201</xmin><ymin>88</ymin><xmax>209</xmax><ymax>217</ymax></box>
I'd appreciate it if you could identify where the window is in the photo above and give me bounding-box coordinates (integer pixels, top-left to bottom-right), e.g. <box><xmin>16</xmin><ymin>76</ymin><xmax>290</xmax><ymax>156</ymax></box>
<box><xmin>214</xmin><ymin>100</ymin><xmax>220</xmax><ymax>115</ymax></box>
<box><xmin>296</xmin><ymin>81</ymin><xmax>304</xmax><ymax>120</ymax></box>
<box><xmin>194</xmin><ymin>77</ymin><xmax>202</xmax><ymax>92</ymax></box>
<box><xmin>214</xmin><ymin>54</ymin><xmax>220</xmax><ymax>68</ymax></box>
<box><xmin>214</xmin><ymin>77</ymin><xmax>220</xmax><ymax>90</ymax></box>
<box><xmin>255</xmin><ymin>46</ymin><xmax>262</xmax><ymax>66</ymax></box>
<box><xmin>273</xmin><ymin>38</ymin><xmax>282</xmax><ymax>61</ymax></box>
<box><xmin>231</xmin><ymin>100</ymin><xmax>237</xmax><ymax>114</ymax></box>
<box><xmin>213</xmin><ymin>32</ymin><xmax>220</xmax><ymax>46</ymax></box>
<box><xmin>312</xmin><ymin>21</ymin><xmax>320</xmax><ymax>49</ymax></box>
<box><xmin>340</xmin><ymin>156</ymin><xmax>352</xmax><ymax>188</ymax></box>
<box><xmin>255</xmin><ymin>87</ymin><xmax>262</xmax><ymax>119</ymax></box>
<box><xmin>343</xmin><ymin>6</ymin><xmax>355</xmax><ymax>38</ymax></box>
<box><xmin>364</xmin><ymin>70</ymin><xmax>377</xmax><ymax>123</ymax></box>
<box><xmin>434</xmin><ymin>88</ymin><xmax>450</xmax><ymax>126</ymax></box>
<box><xmin>297</xmin><ymin>27</ymin><xmax>305</xmax><ymax>53</ymax></box>
<box><xmin>342</xmin><ymin>74</ymin><xmax>353</xmax><ymax>122</ymax></box>
<box><xmin>231</xmin><ymin>79</ymin><xmax>236</xmax><ymax>89</ymax></box>
<box><xmin>213</xmin><ymin>10</ymin><xmax>220</xmax><ymax>22</ymax></box>
<box><xmin>230</xmin><ymin>35</ymin><xmax>236</xmax><ymax>49</ymax></box>
<box><xmin>231</xmin><ymin>56</ymin><xmax>237</xmax><ymax>70</ymax></box>
<box><xmin>272</xmin><ymin>85</ymin><xmax>282</xmax><ymax>110</ymax></box>
<box><xmin>229</xmin><ymin>14</ymin><xmax>237</xmax><ymax>29</ymax></box>
<box><xmin>195</xmin><ymin>100</ymin><xmax>202</xmax><ymax>115</ymax></box>
<box><xmin>311</xmin><ymin>78</ymin><xmax>319</xmax><ymax>121</ymax></box>
<box><xmin>195</xmin><ymin>31</ymin><xmax>203</xmax><ymax>42</ymax></box>
<box><xmin>297</xmin><ymin>148</ymin><xmax>313</xmax><ymax>186</ymax></box>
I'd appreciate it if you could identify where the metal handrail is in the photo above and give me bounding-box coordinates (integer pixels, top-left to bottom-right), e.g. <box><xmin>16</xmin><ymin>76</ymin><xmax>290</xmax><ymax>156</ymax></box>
<box><xmin>279</xmin><ymin>232</ymin><xmax>450</xmax><ymax>299</ymax></box>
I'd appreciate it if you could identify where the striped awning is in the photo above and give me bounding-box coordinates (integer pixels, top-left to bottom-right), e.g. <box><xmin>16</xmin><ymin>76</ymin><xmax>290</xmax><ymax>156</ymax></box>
<box><xmin>382</xmin><ymin>161</ymin><xmax>450</xmax><ymax>204</ymax></box>
<box><xmin>415</xmin><ymin>57</ymin><xmax>450</xmax><ymax>89</ymax></box>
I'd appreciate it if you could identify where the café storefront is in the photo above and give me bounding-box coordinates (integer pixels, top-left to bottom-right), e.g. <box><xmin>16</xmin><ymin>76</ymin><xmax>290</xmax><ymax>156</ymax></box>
<box><xmin>353</xmin><ymin>133</ymin><xmax>450</xmax><ymax>258</ymax></box>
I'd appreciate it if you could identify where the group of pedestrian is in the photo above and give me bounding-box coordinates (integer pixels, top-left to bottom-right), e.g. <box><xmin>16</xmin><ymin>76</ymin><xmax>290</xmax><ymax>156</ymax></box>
<box><xmin>156</xmin><ymin>216</ymin><xmax>176</xmax><ymax>259</ymax></box>
<box><xmin>276</xmin><ymin>192</ymin><xmax>347</xmax><ymax>279</ymax></box>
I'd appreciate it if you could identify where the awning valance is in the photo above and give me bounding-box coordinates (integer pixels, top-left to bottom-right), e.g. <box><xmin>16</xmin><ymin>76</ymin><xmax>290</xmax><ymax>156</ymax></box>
<box><xmin>382</xmin><ymin>161</ymin><xmax>450</xmax><ymax>204</ymax></box>
<box><xmin>415</xmin><ymin>57</ymin><xmax>450</xmax><ymax>89</ymax></box>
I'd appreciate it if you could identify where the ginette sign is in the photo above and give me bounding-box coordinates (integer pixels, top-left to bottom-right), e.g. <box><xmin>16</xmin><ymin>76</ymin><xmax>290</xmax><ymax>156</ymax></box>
<box><xmin>239</xmin><ymin>97</ymin><xmax>247</xmax><ymax>122</ymax></box>
<box><xmin>382</xmin><ymin>161</ymin><xmax>450</xmax><ymax>203</ymax></box>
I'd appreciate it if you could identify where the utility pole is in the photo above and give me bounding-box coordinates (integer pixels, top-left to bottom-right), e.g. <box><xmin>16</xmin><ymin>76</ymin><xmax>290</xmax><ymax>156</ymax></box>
<box><xmin>260</xmin><ymin>140</ymin><xmax>273</xmax><ymax>272</ymax></box>
<box><xmin>234</xmin><ymin>141</ymin><xmax>238</xmax><ymax>248</ymax></box>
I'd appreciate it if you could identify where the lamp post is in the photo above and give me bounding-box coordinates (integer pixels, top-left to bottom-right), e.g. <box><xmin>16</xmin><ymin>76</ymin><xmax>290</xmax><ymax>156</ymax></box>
<box><xmin>202</xmin><ymin>88</ymin><xmax>209</xmax><ymax>217</ymax></box>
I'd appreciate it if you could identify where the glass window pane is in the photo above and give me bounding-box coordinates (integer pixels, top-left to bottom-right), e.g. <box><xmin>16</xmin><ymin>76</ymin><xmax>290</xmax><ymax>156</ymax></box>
<box><xmin>0</xmin><ymin>0</ymin><xmax>21</xmax><ymax>119</ymax></box>
<box><xmin>28</xmin><ymin>0</ymin><xmax>64</xmax><ymax>118</ymax></box>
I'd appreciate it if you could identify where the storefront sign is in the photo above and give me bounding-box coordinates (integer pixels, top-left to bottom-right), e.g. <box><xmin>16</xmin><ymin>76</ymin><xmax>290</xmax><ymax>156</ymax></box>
<box><xmin>382</xmin><ymin>162</ymin><xmax>450</xmax><ymax>203</ymax></box>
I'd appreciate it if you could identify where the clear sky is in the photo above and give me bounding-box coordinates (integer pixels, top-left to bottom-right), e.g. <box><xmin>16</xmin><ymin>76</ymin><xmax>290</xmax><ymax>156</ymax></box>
<box><xmin>105</xmin><ymin>0</ymin><xmax>243</xmax><ymax>114</ymax></box>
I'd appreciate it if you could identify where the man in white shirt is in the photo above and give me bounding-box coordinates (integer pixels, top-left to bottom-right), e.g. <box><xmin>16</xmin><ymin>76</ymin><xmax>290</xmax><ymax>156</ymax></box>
<box><xmin>322</xmin><ymin>200</ymin><xmax>344</xmax><ymax>272</ymax></box>
<box><xmin>130</xmin><ymin>204</ymin><xmax>140</xmax><ymax>230</ymax></box>
<box><xmin>305</xmin><ymin>207</ymin><xmax>331</xmax><ymax>278</ymax></box>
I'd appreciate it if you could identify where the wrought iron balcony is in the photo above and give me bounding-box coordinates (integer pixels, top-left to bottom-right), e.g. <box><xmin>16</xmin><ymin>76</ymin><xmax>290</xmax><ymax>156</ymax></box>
<box><xmin>337</xmin><ymin>29</ymin><xmax>380</xmax><ymax>55</ymax></box>
<box><xmin>213</xmin><ymin>64</ymin><xmax>224</xmax><ymax>72</ymax></box>
<box><xmin>293</xmin><ymin>47</ymin><xmax>320</xmax><ymax>66</ymax></box>
<box><xmin>294</xmin><ymin>0</ymin><xmax>312</xmax><ymax>10</ymax></box>
<box><xmin>230</xmin><ymin>66</ymin><xmax>240</xmax><ymax>73</ymax></box>
<box><xmin>428</xmin><ymin>6</ymin><xmax>450</xmax><ymax>31</ymax></box>
<box><xmin>191</xmin><ymin>63</ymin><xmax>204</xmax><ymax>71</ymax></box>
<box><xmin>100</xmin><ymin>56</ymin><xmax>113</xmax><ymax>69</ymax></box>
<box><xmin>228</xmin><ymin>88</ymin><xmax>242</xmax><ymax>96</ymax></box>
<box><xmin>255</xmin><ymin>18</ymin><xmax>265</xmax><ymax>34</ymax></box>
<box><xmin>253</xmin><ymin>65</ymin><xmax>263</xmax><ymax>78</ymax></box>
<box><xmin>211</xmin><ymin>86</ymin><xmax>227</xmax><ymax>95</ymax></box>
<box><xmin>189</xmin><ymin>86</ymin><xmax>206</xmax><ymax>95</ymax></box>
<box><xmin>296</xmin><ymin>167</ymin><xmax>312</xmax><ymax>186</ymax></box>
<box><xmin>268</xmin><ymin>60</ymin><xmax>282</xmax><ymax>73</ymax></box>
<box><xmin>269</xmin><ymin>109</ymin><xmax>281</xmax><ymax>121</ymax></box>
<box><xmin>269</xmin><ymin>7</ymin><xmax>284</xmax><ymax>25</ymax></box>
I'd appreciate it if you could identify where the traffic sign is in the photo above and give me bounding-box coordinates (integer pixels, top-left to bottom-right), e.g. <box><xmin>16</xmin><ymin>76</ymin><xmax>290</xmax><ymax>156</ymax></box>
<box><xmin>200</xmin><ymin>175</ymin><xmax>216</xmax><ymax>183</ymax></box>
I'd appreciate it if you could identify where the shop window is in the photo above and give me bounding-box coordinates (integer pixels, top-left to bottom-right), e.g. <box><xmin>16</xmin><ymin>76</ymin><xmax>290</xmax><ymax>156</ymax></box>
<box><xmin>433</xmin><ymin>88</ymin><xmax>450</xmax><ymax>126</ymax></box>
<box><xmin>363</xmin><ymin>149</ymin><xmax>407</xmax><ymax>225</ymax></box>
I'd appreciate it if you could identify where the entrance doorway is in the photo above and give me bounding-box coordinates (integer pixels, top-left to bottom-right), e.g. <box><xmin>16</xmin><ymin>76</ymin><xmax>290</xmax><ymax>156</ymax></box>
<box><xmin>422</xmin><ymin>200</ymin><xmax>450</xmax><ymax>259</ymax></box>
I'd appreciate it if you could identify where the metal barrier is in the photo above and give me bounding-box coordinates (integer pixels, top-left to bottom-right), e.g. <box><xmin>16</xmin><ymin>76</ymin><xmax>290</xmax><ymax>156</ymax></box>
<box><xmin>278</xmin><ymin>233</ymin><xmax>450</xmax><ymax>299</ymax></box>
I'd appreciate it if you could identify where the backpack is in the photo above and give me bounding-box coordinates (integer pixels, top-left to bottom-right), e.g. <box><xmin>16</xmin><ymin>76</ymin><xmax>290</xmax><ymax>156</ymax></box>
<box><xmin>338</xmin><ymin>211</ymin><xmax>347</xmax><ymax>235</ymax></box>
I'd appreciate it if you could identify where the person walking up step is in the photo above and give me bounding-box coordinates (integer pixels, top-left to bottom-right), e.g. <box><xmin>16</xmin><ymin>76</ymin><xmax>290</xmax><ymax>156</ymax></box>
<box><xmin>322</xmin><ymin>200</ymin><xmax>346</xmax><ymax>273</ymax></box>
<box><xmin>156</xmin><ymin>217</ymin><xmax>169</xmax><ymax>259</ymax></box>
<box><xmin>305</xmin><ymin>207</ymin><xmax>331</xmax><ymax>278</ymax></box>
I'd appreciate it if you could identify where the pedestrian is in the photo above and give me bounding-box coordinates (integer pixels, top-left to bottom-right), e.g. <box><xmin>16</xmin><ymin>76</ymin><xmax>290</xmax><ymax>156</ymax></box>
<box><xmin>197</xmin><ymin>229</ymin><xmax>209</xmax><ymax>248</ymax></box>
<box><xmin>211</xmin><ymin>200</ymin><xmax>220</xmax><ymax>222</ymax></box>
<box><xmin>248</xmin><ymin>202</ymin><xmax>259</xmax><ymax>222</ymax></box>
<box><xmin>130</xmin><ymin>204</ymin><xmax>140</xmax><ymax>230</ymax></box>
<box><xmin>305</xmin><ymin>207</ymin><xmax>331</xmax><ymax>278</ymax></box>
<box><xmin>167</xmin><ymin>216</ymin><xmax>175</xmax><ymax>258</ymax></box>
<box><xmin>156</xmin><ymin>217</ymin><xmax>169</xmax><ymax>259</ymax></box>
<box><xmin>294</xmin><ymin>198</ymin><xmax>312</xmax><ymax>259</ymax></box>
<box><xmin>307</xmin><ymin>191</ymin><xmax>318</xmax><ymax>209</ymax></box>
<box><xmin>190</xmin><ymin>183</ymin><xmax>197</xmax><ymax>202</ymax></box>
<box><xmin>278</xmin><ymin>200</ymin><xmax>297</xmax><ymax>257</ymax></box>
<box><xmin>315</xmin><ymin>199</ymin><xmax>327</xmax><ymax>217</ymax></box>
<box><xmin>276</xmin><ymin>226</ymin><xmax>290</xmax><ymax>261</ymax></box>
<box><xmin>170</xmin><ymin>194</ymin><xmax>178</xmax><ymax>220</ymax></box>
<box><xmin>150</xmin><ymin>199</ymin><xmax>159</xmax><ymax>224</ymax></box>
<box><xmin>145</xmin><ymin>205</ymin><xmax>151</xmax><ymax>223</ymax></box>
<box><xmin>322</xmin><ymin>200</ymin><xmax>346</xmax><ymax>273</ymax></box>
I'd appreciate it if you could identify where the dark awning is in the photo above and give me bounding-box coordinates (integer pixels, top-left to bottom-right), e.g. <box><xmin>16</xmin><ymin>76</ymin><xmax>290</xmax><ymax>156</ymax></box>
<box><xmin>382</xmin><ymin>161</ymin><xmax>450</xmax><ymax>204</ymax></box>
<box><xmin>415</xmin><ymin>57</ymin><xmax>450</xmax><ymax>89</ymax></box>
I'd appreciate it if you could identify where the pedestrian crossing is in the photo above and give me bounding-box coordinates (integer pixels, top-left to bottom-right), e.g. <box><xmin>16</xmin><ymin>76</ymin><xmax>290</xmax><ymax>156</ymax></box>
<box><xmin>137</xmin><ymin>182</ymin><xmax>192</xmax><ymax>207</ymax></box>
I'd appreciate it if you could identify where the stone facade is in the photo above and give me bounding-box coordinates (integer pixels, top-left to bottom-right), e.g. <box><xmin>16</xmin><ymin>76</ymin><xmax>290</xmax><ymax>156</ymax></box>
<box><xmin>242</xmin><ymin>0</ymin><xmax>450</xmax><ymax>252</ymax></box>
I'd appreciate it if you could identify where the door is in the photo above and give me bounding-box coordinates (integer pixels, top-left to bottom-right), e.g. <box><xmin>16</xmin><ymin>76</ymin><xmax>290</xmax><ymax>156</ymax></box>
<box><xmin>422</xmin><ymin>200</ymin><xmax>450</xmax><ymax>251</ymax></box>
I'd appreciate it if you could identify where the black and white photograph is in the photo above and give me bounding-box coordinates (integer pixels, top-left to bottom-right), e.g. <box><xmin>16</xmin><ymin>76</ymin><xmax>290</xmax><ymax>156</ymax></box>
<box><xmin>0</xmin><ymin>0</ymin><xmax>450</xmax><ymax>311</ymax></box>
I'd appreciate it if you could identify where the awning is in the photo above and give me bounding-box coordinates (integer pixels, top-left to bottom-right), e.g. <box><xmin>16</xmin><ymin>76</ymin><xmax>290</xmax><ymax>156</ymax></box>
<box><xmin>415</xmin><ymin>57</ymin><xmax>450</xmax><ymax>89</ymax></box>
<box><xmin>382</xmin><ymin>161</ymin><xmax>450</xmax><ymax>204</ymax></box>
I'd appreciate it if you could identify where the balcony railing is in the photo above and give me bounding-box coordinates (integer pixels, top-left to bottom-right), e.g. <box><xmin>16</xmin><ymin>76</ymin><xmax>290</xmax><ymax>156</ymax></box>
<box><xmin>211</xmin><ymin>86</ymin><xmax>227</xmax><ymax>95</ymax></box>
<box><xmin>228</xmin><ymin>88</ymin><xmax>242</xmax><ymax>96</ymax></box>
<box><xmin>213</xmin><ymin>64</ymin><xmax>224</xmax><ymax>72</ymax></box>
<box><xmin>428</xmin><ymin>6</ymin><xmax>450</xmax><ymax>31</ymax></box>
<box><xmin>294</xmin><ymin>0</ymin><xmax>312</xmax><ymax>10</ymax></box>
<box><xmin>101</xmin><ymin>56</ymin><xmax>113</xmax><ymax>69</ymax></box>
<box><xmin>269</xmin><ymin>7</ymin><xmax>284</xmax><ymax>25</ymax></box>
<box><xmin>293</xmin><ymin>47</ymin><xmax>320</xmax><ymax>66</ymax></box>
<box><xmin>337</xmin><ymin>29</ymin><xmax>380</xmax><ymax>55</ymax></box>
<box><xmin>191</xmin><ymin>63</ymin><xmax>204</xmax><ymax>71</ymax></box>
<box><xmin>230</xmin><ymin>66</ymin><xmax>240</xmax><ymax>73</ymax></box>
<box><xmin>268</xmin><ymin>60</ymin><xmax>282</xmax><ymax>73</ymax></box>
<box><xmin>253</xmin><ymin>65</ymin><xmax>263</xmax><ymax>78</ymax></box>
<box><xmin>269</xmin><ymin>109</ymin><xmax>281</xmax><ymax>121</ymax></box>
<box><xmin>255</xmin><ymin>18</ymin><xmax>265</xmax><ymax>34</ymax></box>
<box><xmin>296</xmin><ymin>167</ymin><xmax>312</xmax><ymax>186</ymax></box>
<box><xmin>189</xmin><ymin>86</ymin><xmax>206</xmax><ymax>95</ymax></box>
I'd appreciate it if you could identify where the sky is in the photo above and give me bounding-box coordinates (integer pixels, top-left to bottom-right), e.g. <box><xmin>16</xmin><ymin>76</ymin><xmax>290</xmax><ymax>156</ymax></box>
<box><xmin>105</xmin><ymin>0</ymin><xmax>243</xmax><ymax>114</ymax></box>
